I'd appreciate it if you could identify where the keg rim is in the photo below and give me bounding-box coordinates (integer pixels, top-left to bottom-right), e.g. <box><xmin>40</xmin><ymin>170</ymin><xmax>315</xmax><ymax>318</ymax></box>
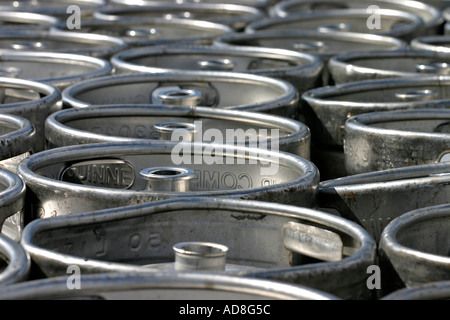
<box><xmin>0</xmin><ymin>233</ymin><xmax>30</xmax><ymax>286</ymax></box>
<box><xmin>61</xmin><ymin>71</ymin><xmax>298</xmax><ymax>112</ymax></box>
<box><xmin>110</xmin><ymin>43</ymin><xmax>323</xmax><ymax>77</ymax></box>
<box><xmin>380</xmin><ymin>203</ymin><xmax>450</xmax><ymax>265</ymax></box>
<box><xmin>45</xmin><ymin>104</ymin><xmax>310</xmax><ymax>148</ymax></box>
<box><xmin>20</xmin><ymin>196</ymin><xmax>375</xmax><ymax>281</ymax></box>
<box><xmin>0</xmin><ymin>270</ymin><xmax>339</xmax><ymax>300</ymax></box>
<box><xmin>245</xmin><ymin>8</ymin><xmax>424</xmax><ymax>39</ymax></box>
<box><xmin>17</xmin><ymin>141</ymin><xmax>318</xmax><ymax>197</ymax></box>
<box><xmin>328</xmin><ymin>49</ymin><xmax>450</xmax><ymax>80</ymax></box>
<box><xmin>270</xmin><ymin>0</ymin><xmax>443</xmax><ymax>29</ymax></box>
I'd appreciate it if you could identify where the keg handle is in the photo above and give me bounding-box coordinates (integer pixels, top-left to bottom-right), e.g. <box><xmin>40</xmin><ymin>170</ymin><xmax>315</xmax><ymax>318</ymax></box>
<box><xmin>0</xmin><ymin>66</ymin><xmax>22</xmax><ymax>78</ymax></box>
<box><xmin>140</xmin><ymin>166</ymin><xmax>196</xmax><ymax>192</ymax></box>
<box><xmin>416</xmin><ymin>62</ymin><xmax>450</xmax><ymax>75</ymax></box>
<box><xmin>152</xmin><ymin>122</ymin><xmax>197</xmax><ymax>141</ymax></box>
<box><xmin>395</xmin><ymin>89</ymin><xmax>439</xmax><ymax>102</ymax></box>
<box><xmin>151</xmin><ymin>86</ymin><xmax>202</xmax><ymax>107</ymax></box>
<box><xmin>283</xmin><ymin>221</ymin><xmax>358</xmax><ymax>262</ymax></box>
<box><xmin>317</xmin><ymin>23</ymin><xmax>351</xmax><ymax>33</ymax></box>
<box><xmin>292</xmin><ymin>41</ymin><xmax>328</xmax><ymax>53</ymax></box>
<box><xmin>197</xmin><ymin>58</ymin><xmax>236</xmax><ymax>71</ymax></box>
<box><xmin>173</xmin><ymin>241</ymin><xmax>229</xmax><ymax>271</ymax></box>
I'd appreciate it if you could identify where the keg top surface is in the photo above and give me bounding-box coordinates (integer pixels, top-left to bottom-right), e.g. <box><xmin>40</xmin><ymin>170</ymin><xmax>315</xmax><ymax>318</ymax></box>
<box><xmin>214</xmin><ymin>30</ymin><xmax>406</xmax><ymax>59</ymax></box>
<box><xmin>271</xmin><ymin>0</ymin><xmax>443</xmax><ymax>29</ymax></box>
<box><xmin>0</xmin><ymin>51</ymin><xmax>113</xmax><ymax>88</ymax></box>
<box><xmin>246</xmin><ymin>9</ymin><xmax>424</xmax><ymax>40</ymax></box>
<box><xmin>45</xmin><ymin>104</ymin><xmax>309</xmax><ymax>147</ymax></box>
<box><xmin>0</xmin><ymin>30</ymin><xmax>127</xmax><ymax>58</ymax></box>
<box><xmin>54</xmin><ymin>18</ymin><xmax>234</xmax><ymax>46</ymax></box>
<box><xmin>380</xmin><ymin>204</ymin><xmax>450</xmax><ymax>263</ymax></box>
<box><xmin>19</xmin><ymin>197</ymin><xmax>375</xmax><ymax>281</ymax></box>
<box><xmin>93</xmin><ymin>3</ymin><xmax>265</xmax><ymax>29</ymax></box>
<box><xmin>18</xmin><ymin>141</ymin><xmax>317</xmax><ymax>197</ymax></box>
<box><xmin>302</xmin><ymin>75</ymin><xmax>450</xmax><ymax>105</ymax></box>
<box><xmin>329</xmin><ymin>50</ymin><xmax>450</xmax><ymax>78</ymax></box>
<box><xmin>111</xmin><ymin>44</ymin><xmax>322</xmax><ymax>75</ymax></box>
<box><xmin>61</xmin><ymin>72</ymin><xmax>297</xmax><ymax>111</ymax></box>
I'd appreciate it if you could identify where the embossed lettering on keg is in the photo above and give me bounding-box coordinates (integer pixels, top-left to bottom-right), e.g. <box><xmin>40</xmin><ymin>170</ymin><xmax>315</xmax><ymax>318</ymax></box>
<box><xmin>44</xmin><ymin>105</ymin><xmax>311</xmax><ymax>159</ymax></box>
<box><xmin>17</xmin><ymin>141</ymin><xmax>319</xmax><ymax>219</ymax></box>
<box><xmin>344</xmin><ymin>109</ymin><xmax>450</xmax><ymax>174</ymax></box>
<box><xmin>270</xmin><ymin>0</ymin><xmax>443</xmax><ymax>36</ymax></box>
<box><xmin>245</xmin><ymin>9</ymin><xmax>424</xmax><ymax>41</ymax></box>
<box><xmin>0</xmin><ymin>51</ymin><xmax>113</xmax><ymax>90</ymax></box>
<box><xmin>0</xmin><ymin>77</ymin><xmax>60</xmax><ymax>152</ymax></box>
<box><xmin>62</xmin><ymin>72</ymin><xmax>300</xmax><ymax>119</ymax></box>
<box><xmin>111</xmin><ymin>44</ymin><xmax>324</xmax><ymax>97</ymax></box>
<box><xmin>0</xmin><ymin>168</ymin><xmax>26</xmax><ymax>242</ymax></box>
<box><xmin>53</xmin><ymin>18</ymin><xmax>233</xmax><ymax>48</ymax></box>
<box><xmin>0</xmin><ymin>272</ymin><xmax>339</xmax><ymax>300</ymax></box>
<box><xmin>319</xmin><ymin>162</ymin><xmax>450</xmax><ymax>243</ymax></box>
<box><xmin>0</xmin><ymin>233</ymin><xmax>30</xmax><ymax>286</ymax></box>
<box><xmin>328</xmin><ymin>50</ymin><xmax>450</xmax><ymax>84</ymax></box>
<box><xmin>93</xmin><ymin>3</ymin><xmax>265</xmax><ymax>31</ymax></box>
<box><xmin>0</xmin><ymin>30</ymin><xmax>127</xmax><ymax>59</ymax></box>
<box><xmin>19</xmin><ymin>197</ymin><xmax>375</xmax><ymax>299</ymax></box>
<box><xmin>379</xmin><ymin>204</ymin><xmax>450</xmax><ymax>287</ymax></box>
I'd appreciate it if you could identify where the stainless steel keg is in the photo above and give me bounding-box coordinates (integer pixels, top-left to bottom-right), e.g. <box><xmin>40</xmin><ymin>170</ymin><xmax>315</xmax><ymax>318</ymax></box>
<box><xmin>410</xmin><ymin>35</ymin><xmax>450</xmax><ymax>53</ymax></box>
<box><xmin>302</xmin><ymin>76</ymin><xmax>450</xmax><ymax>148</ymax></box>
<box><xmin>245</xmin><ymin>9</ymin><xmax>424</xmax><ymax>41</ymax></box>
<box><xmin>0</xmin><ymin>272</ymin><xmax>339</xmax><ymax>300</ymax></box>
<box><xmin>19</xmin><ymin>197</ymin><xmax>376</xmax><ymax>299</ymax></box>
<box><xmin>110</xmin><ymin>44</ymin><xmax>323</xmax><ymax>97</ymax></box>
<box><xmin>344</xmin><ymin>109</ymin><xmax>450</xmax><ymax>174</ymax></box>
<box><xmin>0</xmin><ymin>51</ymin><xmax>113</xmax><ymax>91</ymax></box>
<box><xmin>270</xmin><ymin>0</ymin><xmax>443</xmax><ymax>36</ymax></box>
<box><xmin>214</xmin><ymin>30</ymin><xmax>406</xmax><ymax>62</ymax></box>
<box><xmin>328</xmin><ymin>50</ymin><xmax>450</xmax><ymax>84</ymax></box>
<box><xmin>0</xmin><ymin>233</ymin><xmax>30</xmax><ymax>286</ymax></box>
<box><xmin>44</xmin><ymin>105</ymin><xmax>311</xmax><ymax>159</ymax></box>
<box><xmin>54</xmin><ymin>18</ymin><xmax>233</xmax><ymax>48</ymax></box>
<box><xmin>0</xmin><ymin>11</ymin><xmax>59</xmax><ymax>31</ymax></box>
<box><xmin>17</xmin><ymin>141</ymin><xmax>319</xmax><ymax>218</ymax></box>
<box><xmin>0</xmin><ymin>0</ymin><xmax>107</xmax><ymax>19</ymax></box>
<box><xmin>61</xmin><ymin>72</ymin><xmax>300</xmax><ymax>119</ymax></box>
<box><xmin>214</xmin><ymin>30</ymin><xmax>406</xmax><ymax>86</ymax></box>
<box><xmin>382</xmin><ymin>281</ymin><xmax>450</xmax><ymax>300</ymax></box>
<box><xmin>0</xmin><ymin>30</ymin><xmax>127</xmax><ymax>59</ymax></box>
<box><xmin>0</xmin><ymin>168</ymin><xmax>26</xmax><ymax>242</ymax></box>
<box><xmin>0</xmin><ymin>77</ymin><xmax>61</xmax><ymax>152</ymax></box>
<box><xmin>109</xmin><ymin>0</ymin><xmax>272</xmax><ymax>11</ymax></box>
<box><xmin>379</xmin><ymin>204</ymin><xmax>450</xmax><ymax>287</ymax></box>
<box><xmin>93</xmin><ymin>3</ymin><xmax>265</xmax><ymax>31</ymax></box>
<box><xmin>319</xmin><ymin>162</ymin><xmax>450</xmax><ymax>243</ymax></box>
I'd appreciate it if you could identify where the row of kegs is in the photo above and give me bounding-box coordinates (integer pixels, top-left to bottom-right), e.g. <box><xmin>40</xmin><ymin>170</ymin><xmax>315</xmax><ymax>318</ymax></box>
<box><xmin>0</xmin><ymin>0</ymin><xmax>449</xmax><ymax>301</ymax></box>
